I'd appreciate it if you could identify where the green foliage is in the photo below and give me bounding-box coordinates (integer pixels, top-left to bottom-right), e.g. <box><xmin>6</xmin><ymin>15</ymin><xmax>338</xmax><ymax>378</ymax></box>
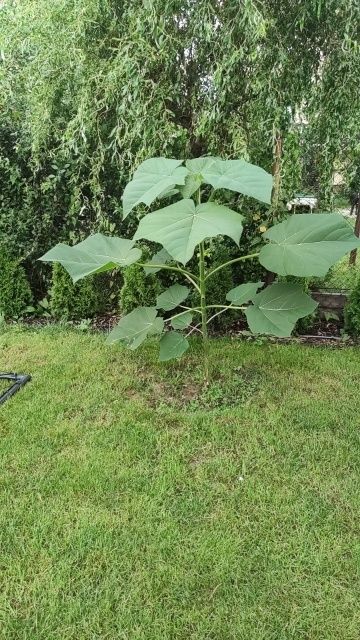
<box><xmin>3</xmin><ymin>0</ymin><xmax>360</xmax><ymax>295</ymax></box>
<box><xmin>311</xmin><ymin>256</ymin><xmax>360</xmax><ymax>291</ymax></box>
<box><xmin>156</xmin><ymin>284</ymin><xmax>190</xmax><ymax>312</ymax></box>
<box><xmin>279</xmin><ymin>276</ymin><xmax>317</xmax><ymax>334</ymax></box>
<box><xmin>41</xmin><ymin>156</ymin><xmax>360</xmax><ymax>376</ymax></box>
<box><xmin>50</xmin><ymin>263</ymin><xmax>110</xmax><ymax>320</ymax></box>
<box><xmin>41</xmin><ymin>234</ymin><xmax>141</xmax><ymax>282</ymax></box>
<box><xmin>122</xmin><ymin>158</ymin><xmax>189</xmax><ymax>217</ymax></box>
<box><xmin>259</xmin><ymin>214</ymin><xmax>360</xmax><ymax>277</ymax></box>
<box><xmin>120</xmin><ymin>249</ymin><xmax>161</xmax><ymax>315</ymax></box>
<box><xmin>185</xmin><ymin>158</ymin><xmax>272</xmax><ymax>204</ymax></box>
<box><xmin>187</xmin><ymin>241</ymin><xmax>236</xmax><ymax>332</ymax></box>
<box><xmin>0</xmin><ymin>248</ymin><xmax>33</xmax><ymax>318</ymax></box>
<box><xmin>107</xmin><ymin>306</ymin><xmax>164</xmax><ymax>349</ymax></box>
<box><xmin>344</xmin><ymin>277</ymin><xmax>360</xmax><ymax>336</ymax></box>
<box><xmin>202</xmin><ymin>241</ymin><xmax>237</xmax><ymax>331</ymax></box>
<box><xmin>134</xmin><ymin>199</ymin><xmax>244</xmax><ymax>266</ymax></box>
<box><xmin>245</xmin><ymin>283</ymin><xmax>317</xmax><ymax>337</ymax></box>
<box><xmin>227</xmin><ymin>282</ymin><xmax>263</xmax><ymax>305</ymax></box>
<box><xmin>281</xmin><ymin>129</ymin><xmax>303</xmax><ymax>200</ymax></box>
<box><xmin>159</xmin><ymin>331</ymin><xmax>189</xmax><ymax>361</ymax></box>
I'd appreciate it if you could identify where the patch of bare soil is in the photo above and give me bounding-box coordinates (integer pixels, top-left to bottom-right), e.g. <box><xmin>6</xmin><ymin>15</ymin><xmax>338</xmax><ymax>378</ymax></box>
<box><xmin>138</xmin><ymin>366</ymin><xmax>264</xmax><ymax>410</ymax></box>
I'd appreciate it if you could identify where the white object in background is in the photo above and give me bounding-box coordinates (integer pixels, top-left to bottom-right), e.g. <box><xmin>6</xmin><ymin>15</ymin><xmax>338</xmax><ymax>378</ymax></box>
<box><xmin>287</xmin><ymin>196</ymin><xmax>318</xmax><ymax>212</ymax></box>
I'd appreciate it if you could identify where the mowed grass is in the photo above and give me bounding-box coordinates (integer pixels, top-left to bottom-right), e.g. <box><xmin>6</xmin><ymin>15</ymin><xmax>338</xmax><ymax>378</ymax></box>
<box><xmin>0</xmin><ymin>378</ymin><xmax>11</xmax><ymax>393</ymax></box>
<box><xmin>1</xmin><ymin>327</ymin><xmax>360</xmax><ymax>639</ymax></box>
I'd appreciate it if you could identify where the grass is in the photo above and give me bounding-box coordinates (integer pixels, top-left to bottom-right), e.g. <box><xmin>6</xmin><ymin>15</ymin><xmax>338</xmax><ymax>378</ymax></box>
<box><xmin>0</xmin><ymin>378</ymin><xmax>11</xmax><ymax>393</ymax></box>
<box><xmin>1</xmin><ymin>326</ymin><xmax>360</xmax><ymax>639</ymax></box>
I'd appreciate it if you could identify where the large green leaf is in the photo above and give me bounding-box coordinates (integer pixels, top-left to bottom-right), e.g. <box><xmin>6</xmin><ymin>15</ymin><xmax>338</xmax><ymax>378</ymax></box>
<box><xmin>122</xmin><ymin>158</ymin><xmax>188</xmax><ymax>218</ymax></box>
<box><xmin>40</xmin><ymin>234</ymin><xmax>142</xmax><ymax>282</ymax></box>
<box><xmin>156</xmin><ymin>284</ymin><xmax>189</xmax><ymax>311</ymax></box>
<box><xmin>159</xmin><ymin>331</ymin><xmax>189</xmax><ymax>361</ymax></box>
<box><xmin>171</xmin><ymin>311</ymin><xmax>193</xmax><ymax>330</ymax></box>
<box><xmin>144</xmin><ymin>248</ymin><xmax>173</xmax><ymax>275</ymax></box>
<box><xmin>245</xmin><ymin>283</ymin><xmax>318</xmax><ymax>337</ymax></box>
<box><xmin>189</xmin><ymin>158</ymin><xmax>272</xmax><ymax>204</ymax></box>
<box><xmin>106</xmin><ymin>307</ymin><xmax>164</xmax><ymax>349</ymax></box>
<box><xmin>181</xmin><ymin>158</ymin><xmax>218</xmax><ymax>198</ymax></box>
<box><xmin>259</xmin><ymin>214</ymin><xmax>360</xmax><ymax>277</ymax></box>
<box><xmin>134</xmin><ymin>199</ymin><xmax>243</xmax><ymax>265</ymax></box>
<box><xmin>179</xmin><ymin>173</ymin><xmax>203</xmax><ymax>199</ymax></box>
<box><xmin>226</xmin><ymin>281</ymin><xmax>263</xmax><ymax>305</ymax></box>
<box><xmin>186</xmin><ymin>157</ymin><xmax>218</xmax><ymax>174</ymax></box>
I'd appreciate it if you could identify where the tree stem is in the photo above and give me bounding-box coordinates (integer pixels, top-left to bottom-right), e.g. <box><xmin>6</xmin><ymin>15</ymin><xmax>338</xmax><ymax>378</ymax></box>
<box><xmin>165</xmin><ymin>308</ymin><xmax>202</xmax><ymax>323</ymax></box>
<box><xmin>205</xmin><ymin>253</ymin><xmax>260</xmax><ymax>281</ymax></box>
<box><xmin>138</xmin><ymin>262</ymin><xmax>200</xmax><ymax>292</ymax></box>
<box><xmin>199</xmin><ymin>240</ymin><xmax>210</xmax><ymax>384</ymax></box>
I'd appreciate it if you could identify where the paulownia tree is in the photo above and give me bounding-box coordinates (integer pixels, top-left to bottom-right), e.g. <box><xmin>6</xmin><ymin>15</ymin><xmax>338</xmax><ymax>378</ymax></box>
<box><xmin>41</xmin><ymin>157</ymin><xmax>360</xmax><ymax>381</ymax></box>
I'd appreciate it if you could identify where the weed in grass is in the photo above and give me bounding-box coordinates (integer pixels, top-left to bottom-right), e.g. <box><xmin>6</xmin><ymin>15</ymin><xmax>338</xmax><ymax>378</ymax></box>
<box><xmin>135</xmin><ymin>352</ymin><xmax>264</xmax><ymax>410</ymax></box>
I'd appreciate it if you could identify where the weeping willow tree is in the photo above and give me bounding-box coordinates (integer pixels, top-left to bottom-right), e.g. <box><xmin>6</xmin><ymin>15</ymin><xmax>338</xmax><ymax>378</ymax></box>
<box><xmin>1</xmin><ymin>0</ymin><xmax>360</xmax><ymax>288</ymax></box>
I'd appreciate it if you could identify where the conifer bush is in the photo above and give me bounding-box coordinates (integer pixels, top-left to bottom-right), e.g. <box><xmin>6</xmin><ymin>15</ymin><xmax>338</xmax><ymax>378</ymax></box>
<box><xmin>0</xmin><ymin>247</ymin><xmax>33</xmax><ymax>318</ymax></box>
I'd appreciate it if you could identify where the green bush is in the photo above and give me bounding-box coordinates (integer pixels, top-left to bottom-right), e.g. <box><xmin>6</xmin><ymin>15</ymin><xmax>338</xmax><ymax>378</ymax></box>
<box><xmin>310</xmin><ymin>256</ymin><xmax>360</xmax><ymax>291</ymax></box>
<box><xmin>344</xmin><ymin>277</ymin><xmax>360</xmax><ymax>336</ymax></box>
<box><xmin>231</xmin><ymin>215</ymin><xmax>268</xmax><ymax>285</ymax></box>
<box><xmin>205</xmin><ymin>240</ymin><xmax>237</xmax><ymax>331</ymax></box>
<box><xmin>50</xmin><ymin>263</ymin><xmax>114</xmax><ymax>320</ymax></box>
<box><xmin>120</xmin><ymin>249</ymin><xmax>160</xmax><ymax>314</ymax></box>
<box><xmin>0</xmin><ymin>247</ymin><xmax>33</xmax><ymax>318</ymax></box>
<box><xmin>187</xmin><ymin>240</ymin><xmax>237</xmax><ymax>331</ymax></box>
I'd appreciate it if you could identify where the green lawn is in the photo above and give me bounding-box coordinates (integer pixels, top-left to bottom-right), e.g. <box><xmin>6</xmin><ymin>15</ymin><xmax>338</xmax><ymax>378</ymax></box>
<box><xmin>1</xmin><ymin>327</ymin><xmax>360</xmax><ymax>639</ymax></box>
<box><xmin>0</xmin><ymin>378</ymin><xmax>11</xmax><ymax>393</ymax></box>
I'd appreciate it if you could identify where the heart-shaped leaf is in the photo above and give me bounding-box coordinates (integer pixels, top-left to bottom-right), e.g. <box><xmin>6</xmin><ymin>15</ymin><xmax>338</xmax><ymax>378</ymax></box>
<box><xmin>40</xmin><ymin>234</ymin><xmax>142</xmax><ymax>282</ymax></box>
<box><xmin>156</xmin><ymin>284</ymin><xmax>190</xmax><ymax>311</ymax></box>
<box><xmin>159</xmin><ymin>331</ymin><xmax>189</xmax><ymax>361</ymax></box>
<box><xmin>226</xmin><ymin>281</ymin><xmax>264</xmax><ymax>305</ymax></box>
<box><xmin>144</xmin><ymin>248</ymin><xmax>173</xmax><ymax>275</ymax></box>
<box><xmin>134</xmin><ymin>199</ymin><xmax>243</xmax><ymax>265</ymax></box>
<box><xmin>179</xmin><ymin>173</ymin><xmax>203</xmax><ymax>199</ymax></box>
<box><xmin>122</xmin><ymin>158</ymin><xmax>188</xmax><ymax>217</ymax></box>
<box><xmin>107</xmin><ymin>307</ymin><xmax>164</xmax><ymax>349</ymax></box>
<box><xmin>245</xmin><ymin>283</ymin><xmax>318</xmax><ymax>337</ymax></box>
<box><xmin>192</xmin><ymin>158</ymin><xmax>273</xmax><ymax>204</ymax></box>
<box><xmin>171</xmin><ymin>311</ymin><xmax>193</xmax><ymax>330</ymax></box>
<box><xmin>186</xmin><ymin>157</ymin><xmax>218</xmax><ymax>174</ymax></box>
<box><xmin>259</xmin><ymin>214</ymin><xmax>360</xmax><ymax>277</ymax></box>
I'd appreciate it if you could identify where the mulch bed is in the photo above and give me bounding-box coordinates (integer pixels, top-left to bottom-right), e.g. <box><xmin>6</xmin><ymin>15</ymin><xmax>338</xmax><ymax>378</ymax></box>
<box><xmin>12</xmin><ymin>314</ymin><xmax>358</xmax><ymax>348</ymax></box>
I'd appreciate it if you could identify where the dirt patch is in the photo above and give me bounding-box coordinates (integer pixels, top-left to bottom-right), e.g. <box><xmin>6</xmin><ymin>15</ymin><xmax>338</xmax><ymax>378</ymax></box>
<box><xmin>6</xmin><ymin>314</ymin><xmax>358</xmax><ymax>350</ymax></box>
<box><xmin>139</xmin><ymin>365</ymin><xmax>264</xmax><ymax>410</ymax></box>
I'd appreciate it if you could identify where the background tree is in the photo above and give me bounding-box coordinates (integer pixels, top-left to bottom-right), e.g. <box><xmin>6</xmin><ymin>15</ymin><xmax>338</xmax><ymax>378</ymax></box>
<box><xmin>1</xmin><ymin>0</ymin><xmax>360</xmax><ymax>296</ymax></box>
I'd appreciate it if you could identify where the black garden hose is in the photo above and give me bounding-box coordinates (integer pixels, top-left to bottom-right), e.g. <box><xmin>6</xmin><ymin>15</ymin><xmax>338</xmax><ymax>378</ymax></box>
<box><xmin>0</xmin><ymin>373</ymin><xmax>31</xmax><ymax>405</ymax></box>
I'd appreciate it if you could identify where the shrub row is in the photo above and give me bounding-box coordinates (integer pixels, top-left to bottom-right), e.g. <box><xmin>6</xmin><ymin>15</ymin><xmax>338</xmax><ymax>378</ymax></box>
<box><xmin>0</xmin><ymin>246</ymin><xmax>33</xmax><ymax>318</ymax></box>
<box><xmin>0</xmin><ymin>239</ymin><xmax>265</xmax><ymax>328</ymax></box>
<box><xmin>3</xmin><ymin>242</ymin><xmax>360</xmax><ymax>336</ymax></box>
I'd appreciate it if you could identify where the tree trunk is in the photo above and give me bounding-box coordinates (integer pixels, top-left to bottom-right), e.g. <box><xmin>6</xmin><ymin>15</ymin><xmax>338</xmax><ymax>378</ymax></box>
<box><xmin>272</xmin><ymin>130</ymin><xmax>283</xmax><ymax>212</ymax></box>
<box><xmin>265</xmin><ymin>129</ymin><xmax>282</xmax><ymax>286</ymax></box>
<box><xmin>349</xmin><ymin>199</ymin><xmax>360</xmax><ymax>266</ymax></box>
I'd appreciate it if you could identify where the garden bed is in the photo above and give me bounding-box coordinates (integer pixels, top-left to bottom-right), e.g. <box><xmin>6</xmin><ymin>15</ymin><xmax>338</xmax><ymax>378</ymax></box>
<box><xmin>12</xmin><ymin>309</ymin><xmax>355</xmax><ymax>347</ymax></box>
<box><xmin>310</xmin><ymin>288</ymin><xmax>349</xmax><ymax>317</ymax></box>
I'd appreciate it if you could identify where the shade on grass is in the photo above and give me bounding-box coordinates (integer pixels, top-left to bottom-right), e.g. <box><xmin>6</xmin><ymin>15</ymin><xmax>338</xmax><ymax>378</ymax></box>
<box><xmin>1</xmin><ymin>327</ymin><xmax>360</xmax><ymax>639</ymax></box>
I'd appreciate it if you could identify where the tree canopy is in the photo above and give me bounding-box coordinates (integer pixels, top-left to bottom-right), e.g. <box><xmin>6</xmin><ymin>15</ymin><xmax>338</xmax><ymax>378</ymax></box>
<box><xmin>1</xmin><ymin>0</ymin><xmax>360</xmax><ymax>267</ymax></box>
